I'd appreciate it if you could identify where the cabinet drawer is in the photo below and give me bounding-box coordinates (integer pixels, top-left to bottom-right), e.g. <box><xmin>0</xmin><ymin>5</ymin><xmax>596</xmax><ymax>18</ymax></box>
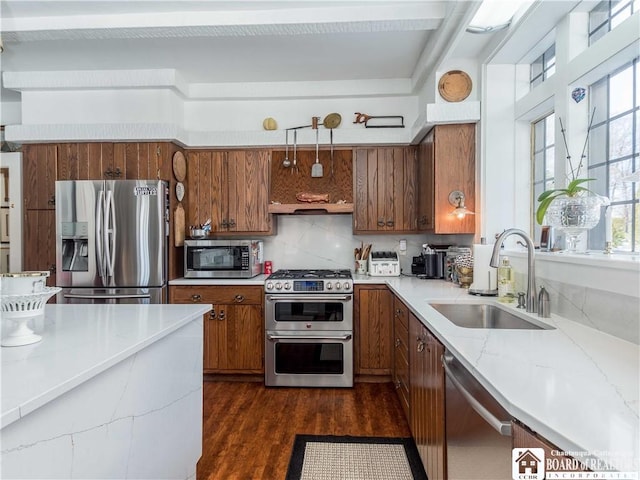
<box><xmin>394</xmin><ymin>297</ymin><xmax>409</xmax><ymax>331</ymax></box>
<box><xmin>171</xmin><ymin>285</ymin><xmax>263</xmax><ymax>305</ymax></box>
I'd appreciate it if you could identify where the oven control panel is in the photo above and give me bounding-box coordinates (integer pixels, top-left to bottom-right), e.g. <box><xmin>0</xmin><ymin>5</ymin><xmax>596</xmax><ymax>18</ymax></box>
<box><xmin>265</xmin><ymin>280</ymin><xmax>352</xmax><ymax>294</ymax></box>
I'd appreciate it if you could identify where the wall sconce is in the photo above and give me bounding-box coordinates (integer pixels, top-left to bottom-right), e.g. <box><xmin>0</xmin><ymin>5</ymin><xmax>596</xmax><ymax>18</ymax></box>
<box><xmin>448</xmin><ymin>190</ymin><xmax>475</xmax><ymax>219</ymax></box>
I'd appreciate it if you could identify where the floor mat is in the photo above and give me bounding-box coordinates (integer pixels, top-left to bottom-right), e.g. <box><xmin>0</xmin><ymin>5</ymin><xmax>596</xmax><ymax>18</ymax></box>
<box><xmin>285</xmin><ymin>434</ymin><xmax>428</xmax><ymax>480</ymax></box>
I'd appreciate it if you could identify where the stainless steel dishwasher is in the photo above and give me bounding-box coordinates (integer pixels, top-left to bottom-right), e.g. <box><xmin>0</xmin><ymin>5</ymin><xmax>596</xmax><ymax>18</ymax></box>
<box><xmin>443</xmin><ymin>351</ymin><xmax>513</xmax><ymax>479</ymax></box>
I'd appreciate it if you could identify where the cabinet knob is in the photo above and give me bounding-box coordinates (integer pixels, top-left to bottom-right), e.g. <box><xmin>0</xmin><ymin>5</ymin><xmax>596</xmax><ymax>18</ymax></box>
<box><xmin>377</xmin><ymin>218</ymin><xmax>385</xmax><ymax>227</ymax></box>
<box><xmin>209</xmin><ymin>308</ymin><xmax>216</xmax><ymax>320</ymax></box>
<box><xmin>228</xmin><ymin>219</ymin><xmax>236</xmax><ymax>228</ymax></box>
<box><xmin>234</xmin><ymin>294</ymin><xmax>245</xmax><ymax>303</ymax></box>
<box><xmin>220</xmin><ymin>220</ymin><xmax>229</xmax><ymax>228</ymax></box>
<box><xmin>48</xmin><ymin>195</ymin><xmax>56</xmax><ymax>206</ymax></box>
<box><xmin>395</xmin><ymin>381</ymin><xmax>401</xmax><ymax>390</ymax></box>
<box><xmin>395</xmin><ymin>338</ymin><xmax>401</xmax><ymax>348</ymax></box>
<box><xmin>417</xmin><ymin>338</ymin><xmax>425</xmax><ymax>353</ymax></box>
<box><xmin>419</xmin><ymin>215</ymin><xmax>427</xmax><ymax>225</ymax></box>
<box><xmin>386</xmin><ymin>219</ymin><xmax>394</xmax><ymax>227</ymax></box>
<box><xmin>218</xmin><ymin>309</ymin><xmax>226</xmax><ymax>321</ymax></box>
<box><xmin>191</xmin><ymin>294</ymin><xmax>202</xmax><ymax>303</ymax></box>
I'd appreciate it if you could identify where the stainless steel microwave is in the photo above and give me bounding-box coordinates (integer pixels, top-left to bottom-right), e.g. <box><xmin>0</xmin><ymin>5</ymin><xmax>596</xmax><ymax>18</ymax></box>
<box><xmin>184</xmin><ymin>239</ymin><xmax>263</xmax><ymax>278</ymax></box>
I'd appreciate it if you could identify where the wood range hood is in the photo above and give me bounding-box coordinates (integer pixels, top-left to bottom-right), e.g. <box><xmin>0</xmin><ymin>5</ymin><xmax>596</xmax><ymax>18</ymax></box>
<box><xmin>269</xmin><ymin>148</ymin><xmax>354</xmax><ymax>215</ymax></box>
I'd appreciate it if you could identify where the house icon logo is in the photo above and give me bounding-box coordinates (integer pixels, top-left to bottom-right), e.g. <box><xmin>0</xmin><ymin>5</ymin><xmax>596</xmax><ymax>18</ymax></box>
<box><xmin>512</xmin><ymin>448</ymin><xmax>545</xmax><ymax>480</ymax></box>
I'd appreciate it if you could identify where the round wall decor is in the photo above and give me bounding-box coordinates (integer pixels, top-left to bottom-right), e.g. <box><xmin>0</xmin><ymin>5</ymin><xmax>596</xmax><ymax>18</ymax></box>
<box><xmin>438</xmin><ymin>70</ymin><xmax>472</xmax><ymax>102</ymax></box>
<box><xmin>172</xmin><ymin>151</ymin><xmax>187</xmax><ymax>182</ymax></box>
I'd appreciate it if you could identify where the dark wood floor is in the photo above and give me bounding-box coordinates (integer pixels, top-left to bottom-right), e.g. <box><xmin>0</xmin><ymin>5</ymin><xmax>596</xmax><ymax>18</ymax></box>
<box><xmin>197</xmin><ymin>381</ymin><xmax>411</xmax><ymax>480</ymax></box>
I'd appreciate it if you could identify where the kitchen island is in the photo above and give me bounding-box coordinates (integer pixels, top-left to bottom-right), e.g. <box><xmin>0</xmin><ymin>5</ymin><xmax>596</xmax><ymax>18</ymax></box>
<box><xmin>1</xmin><ymin>303</ymin><xmax>211</xmax><ymax>480</ymax></box>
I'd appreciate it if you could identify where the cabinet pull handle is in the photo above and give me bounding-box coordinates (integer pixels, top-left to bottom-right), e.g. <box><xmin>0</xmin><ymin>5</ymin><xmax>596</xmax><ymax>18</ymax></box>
<box><xmin>386</xmin><ymin>219</ymin><xmax>394</xmax><ymax>227</ymax></box>
<box><xmin>218</xmin><ymin>309</ymin><xmax>226</xmax><ymax>321</ymax></box>
<box><xmin>419</xmin><ymin>215</ymin><xmax>427</xmax><ymax>225</ymax></box>
<box><xmin>228</xmin><ymin>219</ymin><xmax>236</xmax><ymax>228</ymax></box>
<box><xmin>48</xmin><ymin>195</ymin><xmax>56</xmax><ymax>206</ymax></box>
<box><xmin>377</xmin><ymin>218</ymin><xmax>385</xmax><ymax>227</ymax></box>
<box><xmin>191</xmin><ymin>294</ymin><xmax>202</xmax><ymax>303</ymax></box>
<box><xmin>234</xmin><ymin>294</ymin><xmax>245</xmax><ymax>303</ymax></box>
<box><xmin>221</xmin><ymin>220</ymin><xmax>229</xmax><ymax>228</ymax></box>
<box><xmin>209</xmin><ymin>308</ymin><xmax>216</xmax><ymax>320</ymax></box>
<box><xmin>417</xmin><ymin>338</ymin><xmax>425</xmax><ymax>353</ymax></box>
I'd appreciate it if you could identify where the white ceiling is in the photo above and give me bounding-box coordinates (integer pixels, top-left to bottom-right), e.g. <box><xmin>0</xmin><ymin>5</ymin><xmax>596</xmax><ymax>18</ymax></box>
<box><xmin>0</xmin><ymin>1</ymin><xmax>504</xmax><ymax>102</ymax></box>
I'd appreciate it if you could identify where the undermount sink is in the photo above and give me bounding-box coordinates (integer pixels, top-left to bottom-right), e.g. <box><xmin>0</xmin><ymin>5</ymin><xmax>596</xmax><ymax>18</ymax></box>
<box><xmin>429</xmin><ymin>303</ymin><xmax>555</xmax><ymax>330</ymax></box>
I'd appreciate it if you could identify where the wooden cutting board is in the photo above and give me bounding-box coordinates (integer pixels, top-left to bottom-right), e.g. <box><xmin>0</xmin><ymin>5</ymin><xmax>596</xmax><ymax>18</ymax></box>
<box><xmin>174</xmin><ymin>203</ymin><xmax>185</xmax><ymax>247</ymax></box>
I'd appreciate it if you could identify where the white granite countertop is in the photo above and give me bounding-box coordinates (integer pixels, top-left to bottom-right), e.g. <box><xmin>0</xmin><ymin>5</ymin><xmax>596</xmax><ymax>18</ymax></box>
<box><xmin>168</xmin><ymin>274</ymin><xmax>639</xmax><ymax>471</ymax></box>
<box><xmin>371</xmin><ymin>275</ymin><xmax>638</xmax><ymax>473</ymax></box>
<box><xmin>0</xmin><ymin>304</ymin><xmax>211</xmax><ymax>430</ymax></box>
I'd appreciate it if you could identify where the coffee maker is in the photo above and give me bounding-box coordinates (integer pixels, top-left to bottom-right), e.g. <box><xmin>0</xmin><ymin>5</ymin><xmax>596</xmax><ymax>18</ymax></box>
<box><xmin>412</xmin><ymin>244</ymin><xmax>448</xmax><ymax>279</ymax></box>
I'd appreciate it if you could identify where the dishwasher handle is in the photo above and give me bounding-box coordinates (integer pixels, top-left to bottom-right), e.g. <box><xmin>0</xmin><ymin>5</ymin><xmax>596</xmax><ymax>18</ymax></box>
<box><xmin>442</xmin><ymin>353</ymin><xmax>512</xmax><ymax>436</ymax></box>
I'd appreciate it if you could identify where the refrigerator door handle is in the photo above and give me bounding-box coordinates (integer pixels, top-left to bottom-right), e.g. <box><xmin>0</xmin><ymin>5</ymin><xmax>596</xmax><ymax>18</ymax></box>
<box><xmin>104</xmin><ymin>189</ymin><xmax>116</xmax><ymax>278</ymax></box>
<box><xmin>96</xmin><ymin>189</ymin><xmax>106</xmax><ymax>280</ymax></box>
<box><xmin>64</xmin><ymin>293</ymin><xmax>151</xmax><ymax>300</ymax></box>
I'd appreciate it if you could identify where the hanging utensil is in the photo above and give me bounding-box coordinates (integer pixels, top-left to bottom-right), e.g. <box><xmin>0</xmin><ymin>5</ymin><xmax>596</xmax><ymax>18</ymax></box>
<box><xmin>330</xmin><ymin>128</ymin><xmax>334</xmax><ymax>178</ymax></box>
<box><xmin>293</xmin><ymin>129</ymin><xmax>298</xmax><ymax>174</ymax></box>
<box><xmin>311</xmin><ymin>116</ymin><xmax>323</xmax><ymax>178</ymax></box>
<box><xmin>283</xmin><ymin>129</ymin><xmax>291</xmax><ymax>168</ymax></box>
<box><xmin>323</xmin><ymin>113</ymin><xmax>342</xmax><ymax>129</ymax></box>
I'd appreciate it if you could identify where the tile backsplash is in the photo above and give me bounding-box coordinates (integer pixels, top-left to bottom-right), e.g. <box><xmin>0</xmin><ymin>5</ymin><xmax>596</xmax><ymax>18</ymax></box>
<box><xmin>259</xmin><ymin>214</ymin><xmax>471</xmax><ymax>275</ymax></box>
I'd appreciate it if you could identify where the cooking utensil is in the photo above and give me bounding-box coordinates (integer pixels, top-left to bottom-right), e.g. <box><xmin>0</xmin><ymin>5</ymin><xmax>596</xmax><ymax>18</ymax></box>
<box><xmin>311</xmin><ymin>117</ymin><xmax>323</xmax><ymax>178</ymax></box>
<box><xmin>323</xmin><ymin>113</ymin><xmax>342</xmax><ymax>129</ymax></box>
<box><xmin>283</xmin><ymin>130</ymin><xmax>291</xmax><ymax>168</ymax></box>
<box><xmin>330</xmin><ymin>128</ymin><xmax>334</xmax><ymax>177</ymax></box>
<box><xmin>293</xmin><ymin>129</ymin><xmax>298</xmax><ymax>174</ymax></box>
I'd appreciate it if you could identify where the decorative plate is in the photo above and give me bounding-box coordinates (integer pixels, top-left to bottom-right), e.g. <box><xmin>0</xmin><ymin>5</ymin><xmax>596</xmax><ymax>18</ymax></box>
<box><xmin>175</xmin><ymin>182</ymin><xmax>185</xmax><ymax>202</ymax></box>
<box><xmin>438</xmin><ymin>70</ymin><xmax>472</xmax><ymax>102</ymax></box>
<box><xmin>172</xmin><ymin>151</ymin><xmax>187</xmax><ymax>182</ymax></box>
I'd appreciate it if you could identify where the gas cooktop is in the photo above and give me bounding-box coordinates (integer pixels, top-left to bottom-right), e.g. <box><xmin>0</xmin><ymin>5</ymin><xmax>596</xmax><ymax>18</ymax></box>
<box><xmin>265</xmin><ymin>269</ymin><xmax>353</xmax><ymax>293</ymax></box>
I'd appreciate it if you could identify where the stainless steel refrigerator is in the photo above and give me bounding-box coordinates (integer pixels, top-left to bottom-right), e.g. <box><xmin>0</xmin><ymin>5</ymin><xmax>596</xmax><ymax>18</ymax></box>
<box><xmin>55</xmin><ymin>180</ymin><xmax>169</xmax><ymax>304</ymax></box>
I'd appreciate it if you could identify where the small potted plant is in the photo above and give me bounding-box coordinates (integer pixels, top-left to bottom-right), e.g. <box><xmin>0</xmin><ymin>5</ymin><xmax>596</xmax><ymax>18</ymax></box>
<box><xmin>535</xmin><ymin>110</ymin><xmax>609</xmax><ymax>251</ymax></box>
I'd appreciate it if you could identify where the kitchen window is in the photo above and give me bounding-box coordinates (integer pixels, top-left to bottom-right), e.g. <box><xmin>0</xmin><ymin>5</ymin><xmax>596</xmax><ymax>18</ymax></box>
<box><xmin>530</xmin><ymin>44</ymin><xmax>556</xmax><ymax>88</ymax></box>
<box><xmin>589</xmin><ymin>0</ymin><xmax>640</xmax><ymax>45</ymax></box>
<box><xmin>587</xmin><ymin>58</ymin><xmax>639</xmax><ymax>252</ymax></box>
<box><xmin>532</xmin><ymin>113</ymin><xmax>556</xmax><ymax>244</ymax></box>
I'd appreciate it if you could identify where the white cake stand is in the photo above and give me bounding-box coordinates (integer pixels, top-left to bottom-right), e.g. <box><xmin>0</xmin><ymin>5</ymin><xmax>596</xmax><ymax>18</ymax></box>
<box><xmin>1</xmin><ymin>287</ymin><xmax>61</xmax><ymax>347</ymax></box>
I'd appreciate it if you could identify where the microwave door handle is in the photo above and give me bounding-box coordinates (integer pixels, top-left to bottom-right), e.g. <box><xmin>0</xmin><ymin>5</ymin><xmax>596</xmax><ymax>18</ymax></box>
<box><xmin>95</xmin><ymin>189</ymin><xmax>106</xmax><ymax>281</ymax></box>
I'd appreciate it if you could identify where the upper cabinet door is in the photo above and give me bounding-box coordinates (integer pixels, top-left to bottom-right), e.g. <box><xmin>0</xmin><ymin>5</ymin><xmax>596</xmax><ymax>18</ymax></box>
<box><xmin>418</xmin><ymin>124</ymin><xmax>476</xmax><ymax>235</ymax></box>
<box><xmin>23</xmin><ymin>144</ymin><xmax>57</xmax><ymax>210</ymax></box>
<box><xmin>353</xmin><ymin>146</ymin><xmax>418</xmax><ymax>233</ymax></box>
<box><xmin>186</xmin><ymin>149</ymin><xmax>274</xmax><ymax>235</ymax></box>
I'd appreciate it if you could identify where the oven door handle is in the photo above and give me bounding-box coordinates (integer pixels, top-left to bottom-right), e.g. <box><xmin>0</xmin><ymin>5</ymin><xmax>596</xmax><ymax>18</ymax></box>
<box><xmin>267</xmin><ymin>333</ymin><xmax>352</xmax><ymax>341</ymax></box>
<box><xmin>266</xmin><ymin>295</ymin><xmax>352</xmax><ymax>301</ymax></box>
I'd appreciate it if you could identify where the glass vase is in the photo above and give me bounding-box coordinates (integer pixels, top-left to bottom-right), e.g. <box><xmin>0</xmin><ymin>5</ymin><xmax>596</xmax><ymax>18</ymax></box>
<box><xmin>545</xmin><ymin>195</ymin><xmax>609</xmax><ymax>252</ymax></box>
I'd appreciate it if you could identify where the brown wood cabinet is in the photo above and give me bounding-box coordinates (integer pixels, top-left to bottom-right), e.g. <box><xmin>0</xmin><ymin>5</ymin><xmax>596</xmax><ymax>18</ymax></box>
<box><xmin>170</xmin><ymin>285</ymin><xmax>264</xmax><ymax>374</ymax></box>
<box><xmin>512</xmin><ymin>421</ymin><xmax>590</xmax><ymax>473</ymax></box>
<box><xmin>392</xmin><ymin>295</ymin><xmax>410</xmax><ymax>421</ymax></box>
<box><xmin>409</xmin><ymin>311</ymin><xmax>446</xmax><ymax>480</ymax></box>
<box><xmin>22</xmin><ymin>142</ymin><xmax>184</xmax><ymax>289</ymax></box>
<box><xmin>354</xmin><ymin>284</ymin><xmax>393</xmax><ymax>376</ymax></box>
<box><xmin>353</xmin><ymin>146</ymin><xmax>418</xmax><ymax>233</ymax></box>
<box><xmin>418</xmin><ymin>123</ymin><xmax>476</xmax><ymax>234</ymax></box>
<box><xmin>187</xmin><ymin>149</ymin><xmax>274</xmax><ymax>235</ymax></box>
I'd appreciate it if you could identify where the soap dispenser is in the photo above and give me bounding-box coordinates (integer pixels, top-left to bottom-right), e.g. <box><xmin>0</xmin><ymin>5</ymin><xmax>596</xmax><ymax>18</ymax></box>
<box><xmin>497</xmin><ymin>257</ymin><xmax>515</xmax><ymax>302</ymax></box>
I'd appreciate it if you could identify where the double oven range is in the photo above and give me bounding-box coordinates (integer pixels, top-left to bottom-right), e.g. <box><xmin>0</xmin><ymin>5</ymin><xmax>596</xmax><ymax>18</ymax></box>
<box><xmin>264</xmin><ymin>269</ymin><xmax>353</xmax><ymax>388</ymax></box>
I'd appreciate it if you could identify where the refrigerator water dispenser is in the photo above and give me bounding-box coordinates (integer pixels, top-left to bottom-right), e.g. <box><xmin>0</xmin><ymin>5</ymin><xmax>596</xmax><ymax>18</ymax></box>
<box><xmin>61</xmin><ymin>222</ymin><xmax>89</xmax><ymax>272</ymax></box>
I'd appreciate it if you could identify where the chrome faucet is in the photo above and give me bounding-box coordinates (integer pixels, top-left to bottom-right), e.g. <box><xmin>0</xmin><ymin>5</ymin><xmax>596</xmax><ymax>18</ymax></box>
<box><xmin>490</xmin><ymin>229</ymin><xmax>537</xmax><ymax>314</ymax></box>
